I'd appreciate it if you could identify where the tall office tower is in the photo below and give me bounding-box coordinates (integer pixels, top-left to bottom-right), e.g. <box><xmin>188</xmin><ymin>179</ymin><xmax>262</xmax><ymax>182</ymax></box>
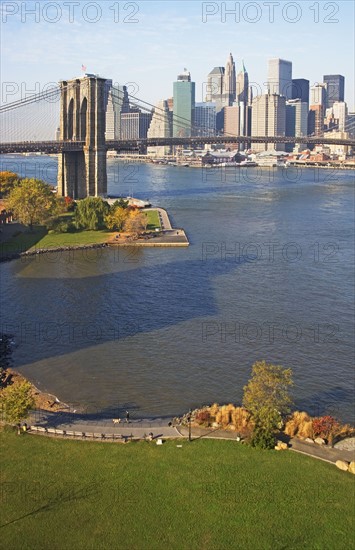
<box><xmin>120</xmin><ymin>108</ymin><xmax>152</xmax><ymax>140</ymax></box>
<box><xmin>251</xmin><ymin>93</ymin><xmax>286</xmax><ymax>152</ymax></box>
<box><xmin>323</xmin><ymin>74</ymin><xmax>345</xmax><ymax>108</ymax></box>
<box><xmin>286</xmin><ymin>99</ymin><xmax>308</xmax><ymax>151</ymax></box>
<box><xmin>347</xmin><ymin>112</ymin><xmax>355</xmax><ymax>137</ymax></box>
<box><xmin>194</xmin><ymin>102</ymin><xmax>216</xmax><ymax>136</ymax></box>
<box><xmin>223</xmin><ymin>52</ymin><xmax>236</xmax><ymax>105</ymax></box>
<box><xmin>237</xmin><ymin>61</ymin><xmax>249</xmax><ymax>138</ymax></box>
<box><xmin>291</xmin><ymin>79</ymin><xmax>309</xmax><ymax>104</ymax></box>
<box><xmin>310</xmin><ymin>83</ymin><xmax>327</xmax><ymax>108</ymax></box>
<box><xmin>236</xmin><ymin>61</ymin><xmax>249</xmax><ymax>103</ymax></box>
<box><xmin>105</xmin><ymin>86</ymin><xmax>129</xmax><ymax>140</ymax></box>
<box><xmin>325</xmin><ymin>101</ymin><xmax>348</xmax><ymax>132</ymax></box>
<box><xmin>267</xmin><ymin>58</ymin><xmax>292</xmax><ymax>99</ymax></box>
<box><xmin>206</xmin><ymin>67</ymin><xmax>224</xmax><ymax>101</ymax></box>
<box><xmin>308</xmin><ymin>105</ymin><xmax>324</xmax><ymax>137</ymax></box>
<box><xmin>224</xmin><ymin>105</ymin><xmax>240</xmax><ymax>136</ymax></box>
<box><xmin>173</xmin><ymin>69</ymin><xmax>195</xmax><ymax>138</ymax></box>
<box><xmin>147</xmin><ymin>99</ymin><xmax>172</xmax><ymax>156</ymax></box>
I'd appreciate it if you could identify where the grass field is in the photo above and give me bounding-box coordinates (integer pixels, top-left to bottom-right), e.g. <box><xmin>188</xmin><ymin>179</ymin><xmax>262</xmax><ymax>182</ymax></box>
<box><xmin>145</xmin><ymin>209</ymin><xmax>161</xmax><ymax>231</ymax></box>
<box><xmin>0</xmin><ymin>227</ymin><xmax>110</xmax><ymax>255</ymax></box>
<box><xmin>0</xmin><ymin>210</ymin><xmax>161</xmax><ymax>257</ymax></box>
<box><xmin>1</xmin><ymin>431</ymin><xmax>353</xmax><ymax>550</ymax></box>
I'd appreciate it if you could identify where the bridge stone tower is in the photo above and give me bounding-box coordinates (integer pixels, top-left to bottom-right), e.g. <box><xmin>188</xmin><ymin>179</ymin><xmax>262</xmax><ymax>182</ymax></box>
<box><xmin>57</xmin><ymin>75</ymin><xmax>107</xmax><ymax>198</ymax></box>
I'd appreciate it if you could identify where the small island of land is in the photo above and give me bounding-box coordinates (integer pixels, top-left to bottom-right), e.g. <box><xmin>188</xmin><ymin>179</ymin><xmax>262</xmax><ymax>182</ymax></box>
<box><xmin>0</xmin><ymin>173</ymin><xmax>189</xmax><ymax>261</ymax></box>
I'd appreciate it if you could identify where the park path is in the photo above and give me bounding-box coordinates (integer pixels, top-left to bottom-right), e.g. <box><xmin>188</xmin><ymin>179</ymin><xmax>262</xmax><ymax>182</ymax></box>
<box><xmin>27</xmin><ymin>410</ymin><xmax>354</xmax><ymax>464</ymax></box>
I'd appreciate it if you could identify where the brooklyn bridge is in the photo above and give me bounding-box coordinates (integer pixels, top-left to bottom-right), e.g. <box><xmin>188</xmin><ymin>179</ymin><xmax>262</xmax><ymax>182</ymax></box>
<box><xmin>1</xmin><ymin>74</ymin><xmax>354</xmax><ymax>198</ymax></box>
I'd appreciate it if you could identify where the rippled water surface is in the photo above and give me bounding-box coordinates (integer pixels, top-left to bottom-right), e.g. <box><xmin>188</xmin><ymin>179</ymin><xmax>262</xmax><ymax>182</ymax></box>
<box><xmin>1</xmin><ymin>156</ymin><xmax>354</xmax><ymax>421</ymax></box>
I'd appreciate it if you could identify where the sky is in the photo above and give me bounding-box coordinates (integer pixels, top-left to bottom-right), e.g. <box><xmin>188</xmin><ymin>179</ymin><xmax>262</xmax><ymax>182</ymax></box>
<box><xmin>1</xmin><ymin>0</ymin><xmax>354</xmax><ymax>109</ymax></box>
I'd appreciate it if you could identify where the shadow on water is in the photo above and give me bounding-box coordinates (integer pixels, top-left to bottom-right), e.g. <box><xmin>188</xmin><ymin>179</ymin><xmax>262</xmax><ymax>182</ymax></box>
<box><xmin>4</xmin><ymin>256</ymin><xmax>249</xmax><ymax>366</ymax></box>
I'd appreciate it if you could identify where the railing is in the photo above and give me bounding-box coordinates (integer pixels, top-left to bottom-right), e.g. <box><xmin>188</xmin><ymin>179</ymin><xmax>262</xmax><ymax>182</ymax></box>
<box><xmin>0</xmin><ymin>135</ymin><xmax>354</xmax><ymax>155</ymax></box>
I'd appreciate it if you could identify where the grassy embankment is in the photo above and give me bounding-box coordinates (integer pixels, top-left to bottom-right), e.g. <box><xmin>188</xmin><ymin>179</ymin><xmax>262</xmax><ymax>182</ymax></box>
<box><xmin>0</xmin><ymin>210</ymin><xmax>161</xmax><ymax>257</ymax></box>
<box><xmin>1</xmin><ymin>430</ymin><xmax>354</xmax><ymax>550</ymax></box>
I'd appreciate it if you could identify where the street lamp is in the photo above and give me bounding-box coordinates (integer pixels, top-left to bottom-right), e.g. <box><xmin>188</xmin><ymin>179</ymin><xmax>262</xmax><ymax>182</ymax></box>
<box><xmin>187</xmin><ymin>409</ymin><xmax>192</xmax><ymax>442</ymax></box>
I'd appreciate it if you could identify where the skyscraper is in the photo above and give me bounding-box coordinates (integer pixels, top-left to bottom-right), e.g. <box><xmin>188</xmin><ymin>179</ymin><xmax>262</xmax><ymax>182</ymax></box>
<box><xmin>267</xmin><ymin>58</ymin><xmax>292</xmax><ymax>99</ymax></box>
<box><xmin>237</xmin><ymin>61</ymin><xmax>249</xmax><ymax>138</ymax></box>
<box><xmin>194</xmin><ymin>103</ymin><xmax>216</xmax><ymax>136</ymax></box>
<box><xmin>205</xmin><ymin>67</ymin><xmax>224</xmax><ymax>101</ymax></box>
<box><xmin>121</xmin><ymin>108</ymin><xmax>152</xmax><ymax>140</ymax></box>
<box><xmin>173</xmin><ymin>69</ymin><xmax>195</xmax><ymax>138</ymax></box>
<box><xmin>291</xmin><ymin>79</ymin><xmax>309</xmax><ymax>104</ymax></box>
<box><xmin>286</xmin><ymin>99</ymin><xmax>308</xmax><ymax>151</ymax></box>
<box><xmin>323</xmin><ymin>74</ymin><xmax>345</xmax><ymax>108</ymax></box>
<box><xmin>223</xmin><ymin>52</ymin><xmax>236</xmax><ymax>105</ymax></box>
<box><xmin>105</xmin><ymin>85</ymin><xmax>129</xmax><ymax>140</ymax></box>
<box><xmin>237</xmin><ymin>60</ymin><xmax>249</xmax><ymax>104</ymax></box>
<box><xmin>147</xmin><ymin>99</ymin><xmax>172</xmax><ymax>156</ymax></box>
<box><xmin>251</xmin><ymin>93</ymin><xmax>286</xmax><ymax>151</ymax></box>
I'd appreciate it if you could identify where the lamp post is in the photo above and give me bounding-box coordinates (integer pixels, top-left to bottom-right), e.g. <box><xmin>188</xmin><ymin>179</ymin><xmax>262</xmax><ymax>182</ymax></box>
<box><xmin>188</xmin><ymin>409</ymin><xmax>192</xmax><ymax>442</ymax></box>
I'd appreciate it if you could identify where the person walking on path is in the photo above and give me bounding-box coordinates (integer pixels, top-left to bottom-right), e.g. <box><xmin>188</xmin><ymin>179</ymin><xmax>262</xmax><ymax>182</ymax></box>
<box><xmin>126</xmin><ymin>411</ymin><xmax>130</xmax><ymax>423</ymax></box>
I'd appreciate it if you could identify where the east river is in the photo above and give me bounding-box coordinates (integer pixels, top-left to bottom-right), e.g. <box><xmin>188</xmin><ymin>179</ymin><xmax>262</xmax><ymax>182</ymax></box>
<box><xmin>0</xmin><ymin>155</ymin><xmax>354</xmax><ymax>422</ymax></box>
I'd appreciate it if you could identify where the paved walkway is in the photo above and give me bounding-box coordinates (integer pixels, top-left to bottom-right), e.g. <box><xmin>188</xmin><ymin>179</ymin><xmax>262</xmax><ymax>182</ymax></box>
<box><xmin>27</xmin><ymin>411</ymin><xmax>354</xmax><ymax>463</ymax></box>
<box><xmin>176</xmin><ymin>426</ymin><xmax>354</xmax><ymax>464</ymax></box>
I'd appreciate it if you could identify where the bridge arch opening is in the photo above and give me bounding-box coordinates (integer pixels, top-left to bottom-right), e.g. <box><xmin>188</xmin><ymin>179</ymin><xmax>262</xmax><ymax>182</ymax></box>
<box><xmin>67</xmin><ymin>98</ymin><xmax>74</xmax><ymax>140</ymax></box>
<box><xmin>80</xmin><ymin>97</ymin><xmax>87</xmax><ymax>141</ymax></box>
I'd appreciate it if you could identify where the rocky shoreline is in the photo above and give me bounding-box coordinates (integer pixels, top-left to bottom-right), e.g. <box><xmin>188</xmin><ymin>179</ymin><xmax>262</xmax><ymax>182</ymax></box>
<box><xmin>0</xmin><ymin>242</ymin><xmax>110</xmax><ymax>263</ymax></box>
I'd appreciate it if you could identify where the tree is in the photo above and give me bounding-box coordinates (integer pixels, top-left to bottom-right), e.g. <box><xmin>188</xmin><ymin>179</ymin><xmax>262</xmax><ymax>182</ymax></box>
<box><xmin>124</xmin><ymin>209</ymin><xmax>148</xmax><ymax>237</ymax></box>
<box><xmin>7</xmin><ymin>178</ymin><xmax>58</xmax><ymax>230</ymax></box>
<box><xmin>243</xmin><ymin>361</ymin><xmax>293</xmax><ymax>449</ymax></box>
<box><xmin>105</xmin><ymin>206</ymin><xmax>129</xmax><ymax>231</ymax></box>
<box><xmin>74</xmin><ymin>197</ymin><xmax>110</xmax><ymax>230</ymax></box>
<box><xmin>0</xmin><ymin>171</ymin><xmax>21</xmax><ymax>197</ymax></box>
<box><xmin>0</xmin><ymin>381</ymin><xmax>34</xmax><ymax>424</ymax></box>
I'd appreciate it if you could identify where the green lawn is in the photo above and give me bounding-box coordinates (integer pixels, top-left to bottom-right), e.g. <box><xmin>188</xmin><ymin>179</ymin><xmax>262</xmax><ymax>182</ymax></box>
<box><xmin>0</xmin><ymin>226</ymin><xmax>110</xmax><ymax>256</ymax></box>
<box><xmin>145</xmin><ymin>209</ymin><xmax>161</xmax><ymax>231</ymax></box>
<box><xmin>1</xmin><ymin>431</ymin><xmax>353</xmax><ymax>550</ymax></box>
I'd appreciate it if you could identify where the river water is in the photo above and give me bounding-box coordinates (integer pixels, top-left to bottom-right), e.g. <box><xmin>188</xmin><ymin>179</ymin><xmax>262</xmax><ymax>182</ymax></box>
<box><xmin>0</xmin><ymin>155</ymin><xmax>354</xmax><ymax>421</ymax></box>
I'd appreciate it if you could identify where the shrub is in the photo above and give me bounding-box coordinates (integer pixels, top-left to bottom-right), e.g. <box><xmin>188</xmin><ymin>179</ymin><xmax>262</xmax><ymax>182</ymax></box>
<box><xmin>195</xmin><ymin>410</ymin><xmax>211</xmax><ymax>426</ymax></box>
<box><xmin>285</xmin><ymin>411</ymin><xmax>313</xmax><ymax>438</ymax></box>
<box><xmin>312</xmin><ymin>416</ymin><xmax>340</xmax><ymax>441</ymax></box>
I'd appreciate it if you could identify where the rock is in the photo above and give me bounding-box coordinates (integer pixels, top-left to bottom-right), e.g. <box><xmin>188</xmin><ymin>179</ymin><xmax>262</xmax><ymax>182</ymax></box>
<box><xmin>348</xmin><ymin>462</ymin><xmax>355</xmax><ymax>474</ymax></box>
<box><xmin>279</xmin><ymin>442</ymin><xmax>288</xmax><ymax>450</ymax></box>
<box><xmin>314</xmin><ymin>437</ymin><xmax>326</xmax><ymax>445</ymax></box>
<box><xmin>305</xmin><ymin>437</ymin><xmax>314</xmax><ymax>443</ymax></box>
<box><xmin>275</xmin><ymin>445</ymin><xmax>281</xmax><ymax>451</ymax></box>
<box><xmin>335</xmin><ymin>460</ymin><xmax>349</xmax><ymax>471</ymax></box>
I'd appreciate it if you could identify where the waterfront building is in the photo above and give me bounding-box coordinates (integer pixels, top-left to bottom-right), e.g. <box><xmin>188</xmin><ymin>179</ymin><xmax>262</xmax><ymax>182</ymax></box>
<box><xmin>147</xmin><ymin>99</ymin><xmax>172</xmax><ymax>156</ymax></box>
<box><xmin>120</xmin><ymin>108</ymin><xmax>152</xmax><ymax>140</ymax></box>
<box><xmin>194</xmin><ymin>102</ymin><xmax>216</xmax><ymax>136</ymax></box>
<box><xmin>173</xmin><ymin>69</ymin><xmax>195</xmax><ymax>138</ymax></box>
<box><xmin>323</xmin><ymin>74</ymin><xmax>345</xmax><ymax>109</ymax></box>
<box><xmin>251</xmin><ymin>93</ymin><xmax>286</xmax><ymax>152</ymax></box>
<box><xmin>267</xmin><ymin>58</ymin><xmax>292</xmax><ymax>99</ymax></box>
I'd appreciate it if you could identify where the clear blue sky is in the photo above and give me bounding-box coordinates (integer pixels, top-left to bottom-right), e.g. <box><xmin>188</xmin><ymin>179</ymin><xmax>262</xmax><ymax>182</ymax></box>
<box><xmin>1</xmin><ymin>1</ymin><xmax>354</xmax><ymax>109</ymax></box>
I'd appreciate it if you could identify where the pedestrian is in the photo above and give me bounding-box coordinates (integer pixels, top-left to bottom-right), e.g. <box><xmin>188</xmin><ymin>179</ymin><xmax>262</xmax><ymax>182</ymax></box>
<box><xmin>126</xmin><ymin>410</ymin><xmax>130</xmax><ymax>423</ymax></box>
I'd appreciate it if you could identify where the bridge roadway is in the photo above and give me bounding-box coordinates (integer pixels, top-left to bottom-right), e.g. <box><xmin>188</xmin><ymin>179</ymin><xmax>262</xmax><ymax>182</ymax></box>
<box><xmin>0</xmin><ymin>135</ymin><xmax>354</xmax><ymax>154</ymax></box>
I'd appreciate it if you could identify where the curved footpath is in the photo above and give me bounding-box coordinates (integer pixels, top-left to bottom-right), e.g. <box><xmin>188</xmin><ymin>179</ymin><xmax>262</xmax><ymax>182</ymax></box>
<box><xmin>26</xmin><ymin>411</ymin><xmax>354</xmax><ymax>465</ymax></box>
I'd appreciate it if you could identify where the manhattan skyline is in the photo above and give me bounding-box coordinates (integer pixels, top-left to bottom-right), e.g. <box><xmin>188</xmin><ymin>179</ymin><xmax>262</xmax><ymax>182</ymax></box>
<box><xmin>1</xmin><ymin>1</ymin><xmax>354</xmax><ymax>109</ymax></box>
